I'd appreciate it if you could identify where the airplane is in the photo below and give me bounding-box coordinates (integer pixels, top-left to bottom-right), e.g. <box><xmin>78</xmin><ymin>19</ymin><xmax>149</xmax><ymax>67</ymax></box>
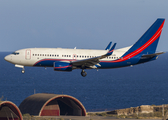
<box><xmin>4</xmin><ymin>18</ymin><xmax>165</xmax><ymax>77</ymax></box>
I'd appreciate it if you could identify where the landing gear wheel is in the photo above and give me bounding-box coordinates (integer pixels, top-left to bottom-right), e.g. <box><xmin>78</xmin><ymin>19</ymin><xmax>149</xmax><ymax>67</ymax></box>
<box><xmin>81</xmin><ymin>70</ymin><xmax>87</xmax><ymax>77</ymax></box>
<box><xmin>21</xmin><ymin>69</ymin><xmax>25</xmax><ymax>74</ymax></box>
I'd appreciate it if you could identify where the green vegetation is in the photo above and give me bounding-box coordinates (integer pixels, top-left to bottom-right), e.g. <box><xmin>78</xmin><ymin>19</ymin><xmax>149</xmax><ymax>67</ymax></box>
<box><xmin>22</xmin><ymin>113</ymin><xmax>31</xmax><ymax>120</ymax></box>
<box><xmin>56</xmin><ymin>118</ymin><xmax>64</xmax><ymax>120</ymax></box>
<box><xmin>154</xmin><ymin>112</ymin><xmax>162</xmax><ymax>117</ymax></box>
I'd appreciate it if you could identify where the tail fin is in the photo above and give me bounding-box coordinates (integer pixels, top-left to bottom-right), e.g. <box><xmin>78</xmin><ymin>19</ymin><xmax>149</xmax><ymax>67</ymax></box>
<box><xmin>122</xmin><ymin>18</ymin><xmax>165</xmax><ymax>57</ymax></box>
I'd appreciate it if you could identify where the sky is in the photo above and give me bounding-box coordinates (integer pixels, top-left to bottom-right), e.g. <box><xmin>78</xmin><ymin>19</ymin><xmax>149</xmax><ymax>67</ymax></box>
<box><xmin>0</xmin><ymin>0</ymin><xmax>168</xmax><ymax>52</ymax></box>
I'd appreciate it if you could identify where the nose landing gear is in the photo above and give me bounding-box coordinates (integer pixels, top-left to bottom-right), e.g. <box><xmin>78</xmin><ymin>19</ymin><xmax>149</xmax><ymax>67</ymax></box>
<box><xmin>81</xmin><ymin>69</ymin><xmax>87</xmax><ymax>77</ymax></box>
<box><xmin>15</xmin><ymin>65</ymin><xmax>25</xmax><ymax>74</ymax></box>
<box><xmin>21</xmin><ymin>69</ymin><xmax>25</xmax><ymax>74</ymax></box>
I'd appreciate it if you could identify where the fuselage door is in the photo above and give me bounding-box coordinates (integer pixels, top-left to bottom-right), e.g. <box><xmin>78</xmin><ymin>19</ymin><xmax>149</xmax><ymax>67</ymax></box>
<box><xmin>25</xmin><ymin>50</ymin><xmax>31</xmax><ymax>60</ymax></box>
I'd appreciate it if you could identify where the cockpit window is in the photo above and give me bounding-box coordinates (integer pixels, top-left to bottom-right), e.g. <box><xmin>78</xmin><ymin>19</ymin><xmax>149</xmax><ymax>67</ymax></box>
<box><xmin>11</xmin><ymin>52</ymin><xmax>19</xmax><ymax>55</ymax></box>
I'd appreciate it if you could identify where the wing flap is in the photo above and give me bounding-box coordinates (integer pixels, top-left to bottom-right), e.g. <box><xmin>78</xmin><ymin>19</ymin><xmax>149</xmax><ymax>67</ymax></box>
<box><xmin>72</xmin><ymin>57</ymin><xmax>100</xmax><ymax>66</ymax></box>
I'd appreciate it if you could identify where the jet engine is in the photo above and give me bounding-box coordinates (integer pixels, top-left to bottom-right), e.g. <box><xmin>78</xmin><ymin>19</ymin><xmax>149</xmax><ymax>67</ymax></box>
<box><xmin>54</xmin><ymin>61</ymin><xmax>72</xmax><ymax>71</ymax></box>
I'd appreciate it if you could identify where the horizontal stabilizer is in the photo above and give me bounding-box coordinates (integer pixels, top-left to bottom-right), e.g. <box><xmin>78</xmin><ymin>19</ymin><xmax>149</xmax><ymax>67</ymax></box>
<box><xmin>141</xmin><ymin>52</ymin><xmax>165</xmax><ymax>58</ymax></box>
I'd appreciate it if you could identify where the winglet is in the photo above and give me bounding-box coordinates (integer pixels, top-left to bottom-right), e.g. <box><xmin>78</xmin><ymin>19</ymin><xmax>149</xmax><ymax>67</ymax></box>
<box><xmin>105</xmin><ymin>42</ymin><xmax>112</xmax><ymax>50</ymax></box>
<box><xmin>106</xmin><ymin>43</ymin><xmax>116</xmax><ymax>56</ymax></box>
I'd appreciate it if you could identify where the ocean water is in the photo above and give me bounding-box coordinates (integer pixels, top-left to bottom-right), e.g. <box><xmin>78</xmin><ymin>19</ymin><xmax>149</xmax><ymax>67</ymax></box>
<box><xmin>0</xmin><ymin>52</ymin><xmax>168</xmax><ymax>111</ymax></box>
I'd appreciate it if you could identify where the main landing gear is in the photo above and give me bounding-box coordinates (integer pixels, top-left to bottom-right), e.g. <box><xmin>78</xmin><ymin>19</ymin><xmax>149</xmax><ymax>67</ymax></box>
<box><xmin>81</xmin><ymin>69</ymin><xmax>87</xmax><ymax>77</ymax></box>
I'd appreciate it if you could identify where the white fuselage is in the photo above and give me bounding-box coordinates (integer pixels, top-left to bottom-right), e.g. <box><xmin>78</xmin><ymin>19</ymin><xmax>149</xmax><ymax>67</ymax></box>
<box><xmin>5</xmin><ymin>46</ymin><xmax>131</xmax><ymax>67</ymax></box>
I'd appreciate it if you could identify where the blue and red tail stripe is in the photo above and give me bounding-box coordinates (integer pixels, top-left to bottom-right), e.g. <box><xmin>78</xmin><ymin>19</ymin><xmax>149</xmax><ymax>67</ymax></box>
<box><xmin>111</xmin><ymin>18</ymin><xmax>165</xmax><ymax>63</ymax></box>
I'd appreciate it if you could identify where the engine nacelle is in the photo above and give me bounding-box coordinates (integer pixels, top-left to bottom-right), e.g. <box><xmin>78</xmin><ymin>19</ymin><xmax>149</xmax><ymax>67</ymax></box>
<box><xmin>54</xmin><ymin>61</ymin><xmax>72</xmax><ymax>71</ymax></box>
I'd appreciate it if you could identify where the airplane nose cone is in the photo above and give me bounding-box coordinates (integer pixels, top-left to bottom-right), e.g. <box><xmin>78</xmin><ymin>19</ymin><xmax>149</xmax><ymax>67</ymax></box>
<box><xmin>4</xmin><ymin>55</ymin><xmax>11</xmax><ymax>62</ymax></box>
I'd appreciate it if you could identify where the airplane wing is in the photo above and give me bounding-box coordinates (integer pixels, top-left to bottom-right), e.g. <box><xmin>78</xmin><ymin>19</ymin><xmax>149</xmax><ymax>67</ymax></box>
<box><xmin>141</xmin><ymin>52</ymin><xmax>165</xmax><ymax>58</ymax></box>
<box><xmin>72</xmin><ymin>43</ymin><xmax>116</xmax><ymax>69</ymax></box>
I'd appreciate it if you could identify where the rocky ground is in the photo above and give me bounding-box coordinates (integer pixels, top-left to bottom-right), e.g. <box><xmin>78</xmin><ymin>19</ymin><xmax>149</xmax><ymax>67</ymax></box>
<box><xmin>22</xmin><ymin>105</ymin><xmax>168</xmax><ymax>120</ymax></box>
